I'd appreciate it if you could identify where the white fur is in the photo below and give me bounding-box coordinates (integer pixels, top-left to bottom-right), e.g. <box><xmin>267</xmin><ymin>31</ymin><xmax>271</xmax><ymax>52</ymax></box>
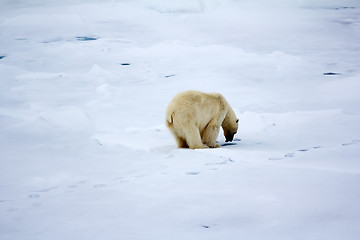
<box><xmin>166</xmin><ymin>90</ymin><xmax>238</xmax><ymax>149</ymax></box>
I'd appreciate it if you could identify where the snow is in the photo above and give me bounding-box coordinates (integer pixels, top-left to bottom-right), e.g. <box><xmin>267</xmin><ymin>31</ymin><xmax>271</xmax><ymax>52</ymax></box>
<box><xmin>1</xmin><ymin>0</ymin><xmax>360</xmax><ymax>239</ymax></box>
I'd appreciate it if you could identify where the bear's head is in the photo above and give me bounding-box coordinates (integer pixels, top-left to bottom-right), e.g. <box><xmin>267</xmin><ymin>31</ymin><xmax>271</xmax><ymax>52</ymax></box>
<box><xmin>222</xmin><ymin>108</ymin><xmax>239</xmax><ymax>142</ymax></box>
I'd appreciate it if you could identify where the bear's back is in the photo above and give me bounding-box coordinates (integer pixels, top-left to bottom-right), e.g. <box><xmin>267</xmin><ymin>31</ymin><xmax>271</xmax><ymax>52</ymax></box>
<box><xmin>173</xmin><ymin>90</ymin><xmax>224</xmax><ymax>103</ymax></box>
<box><xmin>166</xmin><ymin>90</ymin><xmax>227</xmax><ymax>123</ymax></box>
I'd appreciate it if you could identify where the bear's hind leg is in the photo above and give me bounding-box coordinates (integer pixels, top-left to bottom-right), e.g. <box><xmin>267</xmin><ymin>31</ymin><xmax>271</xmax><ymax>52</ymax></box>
<box><xmin>175</xmin><ymin>136</ymin><xmax>188</xmax><ymax>148</ymax></box>
<box><xmin>169</xmin><ymin>127</ymin><xmax>188</xmax><ymax>148</ymax></box>
<box><xmin>201</xmin><ymin>123</ymin><xmax>220</xmax><ymax>148</ymax></box>
<box><xmin>184</xmin><ymin>125</ymin><xmax>208</xmax><ymax>149</ymax></box>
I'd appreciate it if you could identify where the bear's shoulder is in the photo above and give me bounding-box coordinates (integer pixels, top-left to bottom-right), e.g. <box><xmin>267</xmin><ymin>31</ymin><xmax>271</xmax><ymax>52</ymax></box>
<box><xmin>208</xmin><ymin>92</ymin><xmax>224</xmax><ymax>99</ymax></box>
<box><xmin>207</xmin><ymin>92</ymin><xmax>227</xmax><ymax>104</ymax></box>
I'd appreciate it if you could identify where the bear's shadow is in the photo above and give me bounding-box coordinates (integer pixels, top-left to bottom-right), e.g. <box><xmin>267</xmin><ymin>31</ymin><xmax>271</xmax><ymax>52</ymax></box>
<box><xmin>220</xmin><ymin>138</ymin><xmax>241</xmax><ymax>147</ymax></box>
<box><xmin>220</xmin><ymin>142</ymin><xmax>237</xmax><ymax>147</ymax></box>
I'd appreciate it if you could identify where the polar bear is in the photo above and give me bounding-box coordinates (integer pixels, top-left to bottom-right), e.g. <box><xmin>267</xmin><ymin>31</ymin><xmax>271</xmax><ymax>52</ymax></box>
<box><xmin>166</xmin><ymin>90</ymin><xmax>238</xmax><ymax>149</ymax></box>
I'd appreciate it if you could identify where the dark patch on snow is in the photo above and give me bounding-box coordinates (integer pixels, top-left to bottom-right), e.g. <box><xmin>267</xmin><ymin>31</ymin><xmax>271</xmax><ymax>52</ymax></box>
<box><xmin>77</xmin><ymin>36</ymin><xmax>98</xmax><ymax>41</ymax></box>
<box><xmin>324</xmin><ymin>72</ymin><xmax>341</xmax><ymax>75</ymax></box>
<box><xmin>186</xmin><ymin>172</ymin><xmax>200</xmax><ymax>176</ymax></box>
<box><xmin>342</xmin><ymin>139</ymin><xmax>360</xmax><ymax>146</ymax></box>
<box><xmin>95</xmin><ymin>139</ymin><xmax>103</xmax><ymax>146</ymax></box>
<box><xmin>165</xmin><ymin>74</ymin><xmax>176</xmax><ymax>78</ymax></box>
<box><xmin>313</xmin><ymin>146</ymin><xmax>322</xmax><ymax>149</ymax></box>
<box><xmin>284</xmin><ymin>152</ymin><xmax>295</xmax><ymax>158</ymax></box>
<box><xmin>202</xmin><ymin>225</ymin><xmax>210</xmax><ymax>229</ymax></box>
<box><xmin>221</xmin><ymin>142</ymin><xmax>236</xmax><ymax>146</ymax></box>
<box><xmin>227</xmin><ymin>158</ymin><xmax>234</xmax><ymax>163</ymax></box>
<box><xmin>149</xmin><ymin>6</ymin><xmax>203</xmax><ymax>14</ymax></box>
<box><xmin>205</xmin><ymin>157</ymin><xmax>233</xmax><ymax>166</ymax></box>
<box><xmin>297</xmin><ymin>149</ymin><xmax>308</xmax><ymax>152</ymax></box>
<box><xmin>28</xmin><ymin>194</ymin><xmax>40</xmax><ymax>198</ymax></box>
<box><xmin>34</xmin><ymin>186</ymin><xmax>58</xmax><ymax>193</ymax></box>
<box><xmin>336</xmin><ymin>20</ymin><xmax>355</xmax><ymax>26</ymax></box>
<box><xmin>221</xmin><ymin>139</ymin><xmax>240</xmax><ymax>146</ymax></box>
<box><xmin>332</xmin><ymin>7</ymin><xmax>355</xmax><ymax>10</ymax></box>
<box><xmin>43</xmin><ymin>38</ymin><xmax>62</xmax><ymax>44</ymax></box>
<box><xmin>0</xmin><ymin>56</ymin><xmax>5</xmax><ymax>60</ymax></box>
<box><xmin>120</xmin><ymin>63</ymin><xmax>131</xmax><ymax>66</ymax></box>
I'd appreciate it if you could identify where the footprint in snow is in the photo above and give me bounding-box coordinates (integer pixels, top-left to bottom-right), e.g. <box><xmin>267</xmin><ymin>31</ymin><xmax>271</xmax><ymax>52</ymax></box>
<box><xmin>297</xmin><ymin>149</ymin><xmax>309</xmax><ymax>152</ymax></box>
<box><xmin>28</xmin><ymin>194</ymin><xmax>41</xmax><ymax>199</ymax></box>
<box><xmin>77</xmin><ymin>36</ymin><xmax>98</xmax><ymax>41</ymax></box>
<box><xmin>205</xmin><ymin>157</ymin><xmax>234</xmax><ymax>165</ymax></box>
<box><xmin>28</xmin><ymin>186</ymin><xmax>58</xmax><ymax>198</ymax></box>
<box><xmin>201</xmin><ymin>224</ymin><xmax>217</xmax><ymax>229</ymax></box>
<box><xmin>272</xmin><ymin>145</ymin><xmax>323</xmax><ymax>160</ymax></box>
<box><xmin>284</xmin><ymin>152</ymin><xmax>295</xmax><ymax>158</ymax></box>
<box><xmin>323</xmin><ymin>72</ymin><xmax>341</xmax><ymax>75</ymax></box>
<box><xmin>165</xmin><ymin>74</ymin><xmax>176</xmax><ymax>78</ymax></box>
<box><xmin>342</xmin><ymin>139</ymin><xmax>360</xmax><ymax>147</ymax></box>
<box><xmin>268</xmin><ymin>157</ymin><xmax>283</xmax><ymax>161</ymax></box>
<box><xmin>33</xmin><ymin>186</ymin><xmax>58</xmax><ymax>193</ymax></box>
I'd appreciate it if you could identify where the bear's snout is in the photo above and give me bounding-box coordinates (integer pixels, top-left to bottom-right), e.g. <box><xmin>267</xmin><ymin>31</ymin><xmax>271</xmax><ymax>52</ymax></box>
<box><xmin>225</xmin><ymin>134</ymin><xmax>234</xmax><ymax>142</ymax></box>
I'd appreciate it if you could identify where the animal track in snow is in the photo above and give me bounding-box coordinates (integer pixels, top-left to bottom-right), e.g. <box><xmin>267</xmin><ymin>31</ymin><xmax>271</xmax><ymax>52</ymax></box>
<box><xmin>76</xmin><ymin>36</ymin><xmax>98</xmax><ymax>41</ymax></box>
<box><xmin>270</xmin><ymin>139</ymin><xmax>359</xmax><ymax>161</ymax></box>
<box><xmin>270</xmin><ymin>145</ymin><xmax>323</xmax><ymax>161</ymax></box>
<box><xmin>205</xmin><ymin>157</ymin><xmax>234</xmax><ymax>165</ymax></box>
<box><xmin>342</xmin><ymin>139</ymin><xmax>360</xmax><ymax>147</ymax></box>
<box><xmin>268</xmin><ymin>157</ymin><xmax>283</xmax><ymax>161</ymax></box>
<box><xmin>283</xmin><ymin>147</ymin><xmax>318</xmax><ymax>159</ymax></box>
<box><xmin>93</xmin><ymin>184</ymin><xmax>108</xmax><ymax>189</ymax></box>
<box><xmin>284</xmin><ymin>152</ymin><xmax>295</xmax><ymax>158</ymax></box>
<box><xmin>33</xmin><ymin>186</ymin><xmax>58</xmax><ymax>193</ymax></box>
<box><xmin>297</xmin><ymin>149</ymin><xmax>309</xmax><ymax>152</ymax></box>
<box><xmin>26</xmin><ymin>186</ymin><xmax>59</xmax><ymax>198</ymax></box>
<box><xmin>28</xmin><ymin>194</ymin><xmax>41</xmax><ymax>198</ymax></box>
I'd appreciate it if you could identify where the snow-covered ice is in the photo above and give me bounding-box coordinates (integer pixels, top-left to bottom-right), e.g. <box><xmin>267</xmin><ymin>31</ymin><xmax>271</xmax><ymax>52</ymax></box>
<box><xmin>1</xmin><ymin>0</ymin><xmax>360</xmax><ymax>239</ymax></box>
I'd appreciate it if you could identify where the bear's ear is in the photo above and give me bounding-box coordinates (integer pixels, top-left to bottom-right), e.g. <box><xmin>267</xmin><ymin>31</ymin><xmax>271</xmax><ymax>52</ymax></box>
<box><xmin>236</xmin><ymin>119</ymin><xmax>239</xmax><ymax>123</ymax></box>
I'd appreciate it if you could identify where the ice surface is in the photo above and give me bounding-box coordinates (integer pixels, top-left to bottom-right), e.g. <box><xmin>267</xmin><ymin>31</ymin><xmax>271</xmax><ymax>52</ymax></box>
<box><xmin>1</xmin><ymin>0</ymin><xmax>360</xmax><ymax>239</ymax></box>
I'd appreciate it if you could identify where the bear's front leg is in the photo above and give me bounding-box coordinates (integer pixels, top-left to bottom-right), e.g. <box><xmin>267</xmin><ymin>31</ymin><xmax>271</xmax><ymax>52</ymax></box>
<box><xmin>201</xmin><ymin>123</ymin><xmax>221</xmax><ymax>148</ymax></box>
<box><xmin>184</xmin><ymin>125</ymin><xmax>209</xmax><ymax>149</ymax></box>
<box><xmin>209</xmin><ymin>143</ymin><xmax>221</xmax><ymax>148</ymax></box>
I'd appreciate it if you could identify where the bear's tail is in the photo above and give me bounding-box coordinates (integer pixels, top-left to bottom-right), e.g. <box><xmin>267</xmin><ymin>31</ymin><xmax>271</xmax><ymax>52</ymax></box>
<box><xmin>166</xmin><ymin>112</ymin><xmax>174</xmax><ymax>126</ymax></box>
